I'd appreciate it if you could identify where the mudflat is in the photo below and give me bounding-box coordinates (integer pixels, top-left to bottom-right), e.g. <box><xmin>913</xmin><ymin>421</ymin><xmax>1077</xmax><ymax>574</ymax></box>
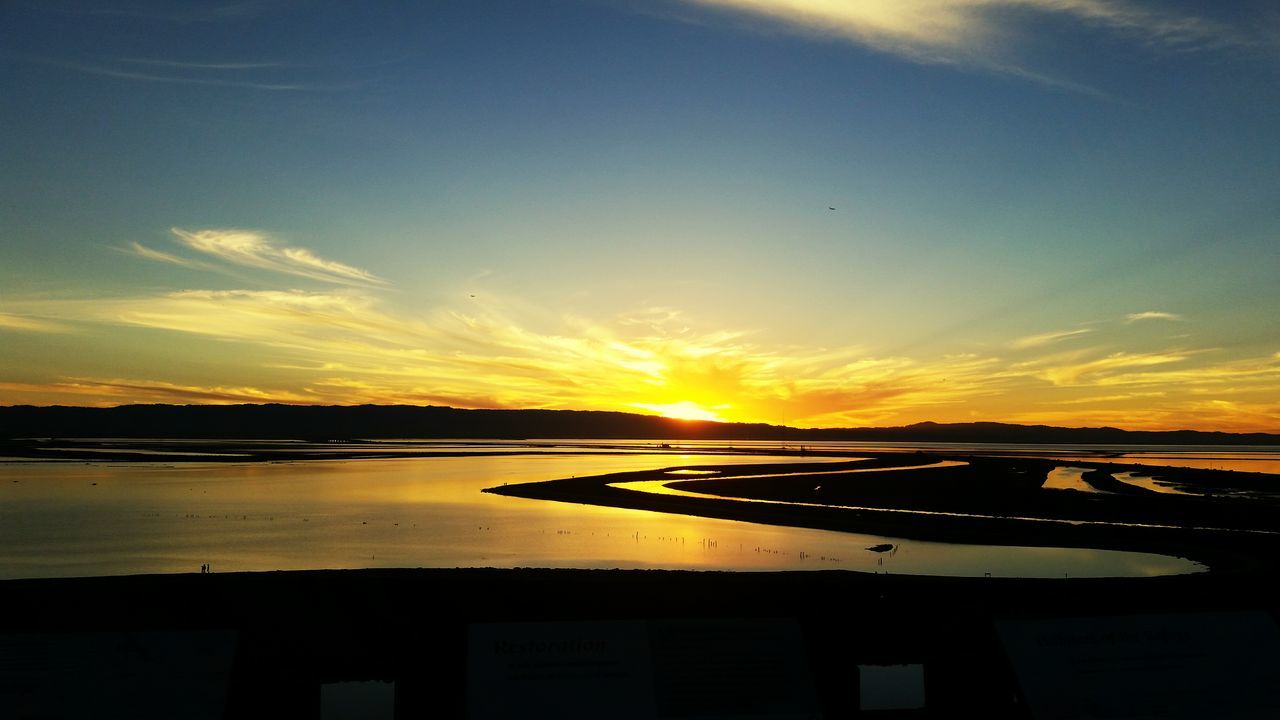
<box><xmin>486</xmin><ymin>454</ymin><xmax>1280</xmax><ymax>573</ymax></box>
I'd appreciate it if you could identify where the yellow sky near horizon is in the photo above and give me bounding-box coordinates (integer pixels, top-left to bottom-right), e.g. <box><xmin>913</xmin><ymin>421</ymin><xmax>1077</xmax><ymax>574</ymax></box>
<box><xmin>2</xmin><ymin>229</ymin><xmax>1277</xmax><ymax>433</ymax></box>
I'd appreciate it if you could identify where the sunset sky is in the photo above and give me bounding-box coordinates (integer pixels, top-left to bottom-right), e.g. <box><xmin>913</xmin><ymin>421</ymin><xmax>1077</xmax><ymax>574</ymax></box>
<box><xmin>2</xmin><ymin>1</ymin><xmax>1278</xmax><ymax>431</ymax></box>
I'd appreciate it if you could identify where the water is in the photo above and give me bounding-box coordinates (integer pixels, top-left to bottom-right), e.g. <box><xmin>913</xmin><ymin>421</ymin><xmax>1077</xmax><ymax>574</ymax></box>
<box><xmin>1042</xmin><ymin>466</ymin><xmax>1109</xmax><ymax>493</ymax></box>
<box><xmin>1114</xmin><ymin>471</ymin><xmax>1189</xmax><ymax>495</ymax></box>
<box><xmin>0</xmin><ymin>448</ymin><xmax>1203</xmax><ymax>580</ymax></box>
<box><xmin>582</xmin><ymin>440</ymin><xmax>1280</xmax><ymax>474</ymax></box>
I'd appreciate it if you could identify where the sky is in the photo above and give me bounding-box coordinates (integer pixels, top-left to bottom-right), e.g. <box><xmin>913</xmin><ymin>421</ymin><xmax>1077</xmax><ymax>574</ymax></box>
<box><xmin>1</xmin><ymin>0</ymin><xmax>1278</xmax><ymax>432</ymax></box>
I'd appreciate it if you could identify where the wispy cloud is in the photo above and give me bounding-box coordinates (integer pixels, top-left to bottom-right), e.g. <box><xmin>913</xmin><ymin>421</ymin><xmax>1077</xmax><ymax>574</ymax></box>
<box><xmin>30</xmin><ymin>57</ymin><xmax>332</xmax><ymax>91</ymax></box>
<box><xmin>1020</xmin><ymin>349</ymin><xmax>1280</xmax><ymax>398</ymax></box>
<box><xmin>6</xmin><ymin>280</ymin><xmax>1280</xmax><ymax>430</ymax></box>
<box><xmin>39</xmin><ymin>0</ymin><xmax>290</xmax><ymax>24</ymax></box>
<box><xmin>169</xmin><ymin>228</ymin><xmax>386</xmax><ymax>286</ymax></box>
<box><xmin>1039</xmin><ymin>349</ymin><xmax>1193</xmax><ymax>385</ymax></box>
<box><xmin>1011</xmin><ymin>327</ymin><xmax>1092</xmax><ymax>349</ymax></box>
<box><xmin>1008</xmin><ymin>398</ymin><xmax>1280</xmax><ymax>434</ymax></box>
<box><xmin>121</xmin><ymin>241</ymin><xmax>213</xmax><ymax>270</ymax></box>
<box><xmin>1</xmin><ymin>285</ymin><xmax>1005</xmax><ymax>426</ymax></box>
<box><xmin>1081</xmin><ymin>358</ymin><xmax>1280</xmax><ymax>390</ymax></box>
<box><xmin>1055</xmin><ymin>391</ymin><xmax>1166</xmax><ymax>405</ymax></box>
<box><xmin>116</xmin><ymin>58</ymin><xmax>291</xmax><ymax>70</ymax></box>
<box><xmin>6</xmin><ymin>230</ymin><xmax>1279</xmax><ymax>431</ymax></box>
<box><xmin>1125</xmin><ymin>310</ymin><xmax>1184</xmax><ymax>322</ymax></box>
<box><xmin>682</xmin><ymin>0</ymin><xmax>1252</xmax><ymax>85</ymax></box>
<box><xmin>0</xmin><ymin>312</ymin><xmax>69</xmax><ymax>333</ymax></box>
<box><xmin>0</xmin><ymin>378</ymin><xmax>315</xmax><ymax>406</ymax></box>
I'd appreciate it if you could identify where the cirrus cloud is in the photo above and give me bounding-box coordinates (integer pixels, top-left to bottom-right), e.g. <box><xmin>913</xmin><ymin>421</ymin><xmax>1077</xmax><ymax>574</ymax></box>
<box><xmin>128</xmin><ymin>228</ymin><xmax>387</xmax><ymax>287</ymax></box>
<box><xmin>6</xmin><ymin>279</ymin><xmax>1280</xmax><ymax>431</ymax></box>
<box><xmin>1125</xmin><ymin>310</ymin><xmax>1184</xmax><ymax>322</ymax></box>
<box><xmin>0</xmin><ymin>312</ymin><xmax>69</xmax><ymax>333</ymax></box>
<box><xmin>681</xmin><ymin>0</ymin><xmax>1253</xmax><ymax>86</ymax></box>
<box><xmin>0</xmin><ymin>378</ymin><xmax>318</xmax><ymax>406</ymax></box>
<box><xmin>1011</xmin><ymin>327</ymin><xmax>1093</xmax><ymax>349</ymax></box>
<box><xmin>6</xmin><ymin>217</ymin><xmax>1280</xmax><ymax>431</ymax></box>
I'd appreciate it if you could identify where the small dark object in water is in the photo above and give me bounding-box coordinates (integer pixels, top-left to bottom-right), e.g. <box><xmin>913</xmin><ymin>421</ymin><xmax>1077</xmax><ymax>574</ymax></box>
<box><xmin>866</xmin><ymin>543</ymin><xmax>895</xmax><ymax>553</ymax></box>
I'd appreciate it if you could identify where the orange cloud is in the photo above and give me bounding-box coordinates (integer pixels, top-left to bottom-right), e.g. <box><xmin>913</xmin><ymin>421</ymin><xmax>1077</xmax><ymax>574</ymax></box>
<box><xmin>0</xmin><ymin>378</ymin><xmax>316</xmax><ymax>406</ymax></box>
<box><xmin>4</xmin><ymin>229</ymin><xmax>1279</xmax><ymax>432</ymax></box>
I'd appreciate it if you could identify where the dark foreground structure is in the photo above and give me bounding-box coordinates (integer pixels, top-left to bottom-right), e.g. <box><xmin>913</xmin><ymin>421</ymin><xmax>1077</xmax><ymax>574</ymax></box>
<box><xmin>3</xmin><ymin>568</ymin><xmax>1280</xmax><ymax>718</ymax></box>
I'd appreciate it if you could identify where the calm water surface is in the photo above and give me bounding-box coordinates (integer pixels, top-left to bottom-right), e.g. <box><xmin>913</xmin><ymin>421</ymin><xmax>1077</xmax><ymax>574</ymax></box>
<box><xmin>0</xmin><ymin>451</ymin><xmax>1201</xmax><ymax>579</ymax></box>
<box><xmin>598</xmin><ymin>440</ymin><xmax>1280</xmax><ymax>474</ymax></box>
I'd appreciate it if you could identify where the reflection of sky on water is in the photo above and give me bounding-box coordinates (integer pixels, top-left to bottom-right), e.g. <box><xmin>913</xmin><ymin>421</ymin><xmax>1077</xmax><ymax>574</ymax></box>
<box><xmin>24</xmin><ymin>438</ymin><xmax>1280</xmax><ymax>473</ymax></box>
<box><xmin>1042</xmin><ymin>467</ymin><xmax>1109</xmax><ymax>493</ymax></box>
<box><xmin>0</xmin><ymin>453</ymin><xmax>1200</xmax><ymax>580</ymax></box>
<box><xmin>1113</xmin><ymin>471</ymin><xmax>1188</xmax><ymax>496</ymax></box>
<box><xmin>582</xmin><ymin>440</ymin><xmax>1280</xmax><ymax>475</ymax></box>
<box><xmin>1033</xmin><ymin>455</ymin><xmax>1280</xmax><ymax>475</ymax></box>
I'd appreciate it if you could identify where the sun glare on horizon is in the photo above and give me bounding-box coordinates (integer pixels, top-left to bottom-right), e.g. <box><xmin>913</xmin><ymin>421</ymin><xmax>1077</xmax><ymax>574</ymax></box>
<box><xmin>633</xmin><ymin>401</ymin><xmax>729</xmax><ymax>423</ymax></box>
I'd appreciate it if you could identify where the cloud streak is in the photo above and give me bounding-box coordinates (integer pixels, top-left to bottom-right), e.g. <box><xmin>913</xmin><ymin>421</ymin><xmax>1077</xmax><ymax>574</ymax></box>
<box><xmin>1037</xmin><ymin>349</ymin><xmax>1193</xmax><ymax>385</ymax></box>
<box><xmin>5</xmin><ymin>226</ymin><xmax>1278</xmax><ymax>430</ymax></box>
<box><xmin>31</xmin><ymin>57</ymin><xmax>332</xmax><ymax>91</ymax></box>
<box><xmin>1126</xmin><ymin>310</ymin><xmax>1183</xmax><ymax>322</ymax></box>
<box><xmin>682</xmin><ymin>0</ymin><xmax>1250</xmax><ymax>84</ymax></box>
<box><xmin>1</xmin><ymin>285</ymin><xmax>1005</xmax><ymax>425</ymax></box>
<box><xmin>0</xmin><ymin>312</ymin><xmax>69</xmax><ymax>333</ymax></box>
<box><xmin>44</xmin><ymin>0</ymin><xmax>289</xmax><ymax>24</ymax></box>
<box><xmin>6</xmin><ymin>280</ymin><xmax>1279</xmax><ymax>430</ymax></box>
<box><xmin>122</xmin><ymin>241</ymin><xmax>213</xmax><ymax>270</ymax></box>
<box><xmin>1011</xmin><ymin>328</ymin><xmax>1092</xmax><ymax>349</ymax></box>
<box><xmin>0</xmin><ymin>378</ymin><xmax>317</xmax><ymax>405</ymax></box>
<box><xmin>116</xmin><ymin>58</ymin><xmax>291</xmax><ymax>70</ymax></box>
<box><xmin>168</xmin><ymin>228</ymin><xmax>386</xmax><ymax>286</ymax></box>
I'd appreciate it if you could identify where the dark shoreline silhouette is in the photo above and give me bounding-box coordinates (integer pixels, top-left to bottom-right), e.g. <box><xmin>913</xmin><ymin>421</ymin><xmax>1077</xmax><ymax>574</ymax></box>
<box><xmin>485</xmin><ymin>454</ymin><xmax>1280</xmax><ymax>573</ymax></box>
<box><xmin>2</xmin><ymin>403</ymin><xmax>1277</xmax><ymax>444</ymax></box>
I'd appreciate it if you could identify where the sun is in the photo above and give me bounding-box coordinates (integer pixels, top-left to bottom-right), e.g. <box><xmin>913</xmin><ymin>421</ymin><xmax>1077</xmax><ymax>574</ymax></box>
<box><xmin>633</xmin><ymin>401</ymin><xmax>727</xmax><ymax>423</ymax></box>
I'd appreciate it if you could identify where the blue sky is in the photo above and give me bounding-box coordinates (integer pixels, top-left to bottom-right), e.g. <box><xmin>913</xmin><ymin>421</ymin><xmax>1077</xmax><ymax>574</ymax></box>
<box><xmin>2</xmin><ymin>0</ymin><xmax>1278</xmax><ymax>430</ymax></box>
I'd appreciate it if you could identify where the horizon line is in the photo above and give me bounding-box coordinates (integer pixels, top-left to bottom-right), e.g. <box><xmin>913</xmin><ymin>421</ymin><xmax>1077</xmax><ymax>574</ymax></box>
<box><xmin>2</xmin><ymin>402</ymin><xmax>1277</xmax><ymax>438</ymax></box>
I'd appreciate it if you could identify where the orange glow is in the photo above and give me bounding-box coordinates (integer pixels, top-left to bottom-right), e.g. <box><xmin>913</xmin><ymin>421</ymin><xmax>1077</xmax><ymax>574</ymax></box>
<box><xmin>3</xmin><ymin>266</ymin><xmax>1279</xmax><ymax>432</ymax></box>
<box><xmin>633</xmin><ymin>401</ymin><xmax>728</xmax><ymax>423</ymax></box>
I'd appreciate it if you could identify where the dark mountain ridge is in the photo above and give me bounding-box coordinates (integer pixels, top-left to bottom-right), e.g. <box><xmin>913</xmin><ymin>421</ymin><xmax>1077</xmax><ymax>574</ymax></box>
<box><xmin>1</xmin><ymin>404</ymin><xmax>1276</xmax><ymax>445</ymax></box>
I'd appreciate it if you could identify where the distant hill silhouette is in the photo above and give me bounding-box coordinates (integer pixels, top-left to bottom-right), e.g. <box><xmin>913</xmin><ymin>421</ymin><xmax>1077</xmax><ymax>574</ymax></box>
<box><xmin>1</xmin><ymin>404</ymin><xmax>1277</xmax><ymax>445</ymax></box>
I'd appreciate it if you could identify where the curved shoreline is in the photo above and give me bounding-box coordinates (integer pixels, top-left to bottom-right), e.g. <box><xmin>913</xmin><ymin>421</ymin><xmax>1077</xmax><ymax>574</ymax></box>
<box><xmin>485</xmin><ymin>455</ymin><xmax>1280</xmax><ymax>574</ymax></box>
<box><xmin>7</xmin><ymin>439</ymin><xmax>1278</xmax><ymax>576</ymax></box>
